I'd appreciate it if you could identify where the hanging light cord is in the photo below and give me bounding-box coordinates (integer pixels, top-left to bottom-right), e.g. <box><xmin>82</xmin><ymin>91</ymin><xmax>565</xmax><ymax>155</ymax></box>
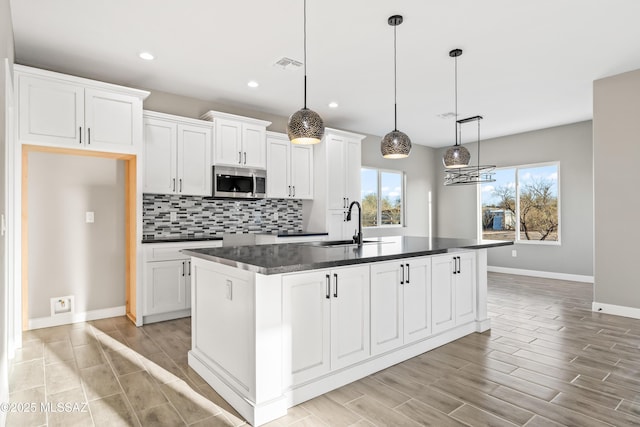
<box><xmin>454</xmin><ymin>54</ymin><xmax>460</xmax><ymax>147</ymax></box>
<box><xmin>393</xmin><ymin>22</ymin><xmax>398</xmax><ymax>131</ymax></box>
<box><xmin>303</xmin><ymin>0</ymin><xmax>308</xmax><ymax>109</ymax></box>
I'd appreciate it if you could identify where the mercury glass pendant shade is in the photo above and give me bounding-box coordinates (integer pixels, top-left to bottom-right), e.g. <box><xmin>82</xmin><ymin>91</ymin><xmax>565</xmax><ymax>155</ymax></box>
<box><xmin>287</xmin><ymin>107</ymin><xmax>324</xmax><ymax>144</ymax></box>
<box><xmin>381</xmin><ymin>130</ymin><xmax>412</xmax><ymax>159</ymax></box>
<box><xmin>443</xmin><ymin>144</ymin><xmax>471</xmax><ymax>168</ymax></box>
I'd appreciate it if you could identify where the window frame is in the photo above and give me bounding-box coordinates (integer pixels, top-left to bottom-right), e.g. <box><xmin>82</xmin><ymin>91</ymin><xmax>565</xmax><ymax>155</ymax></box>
<box><xmin>361</xmin><ymin>166</ymin><xmax>405</xmax><ymax>228</ymax></box>
<box><xmin>478</xmin><ymin>161</ymin><xmax>561</xmax><ymax>246</ymax></box>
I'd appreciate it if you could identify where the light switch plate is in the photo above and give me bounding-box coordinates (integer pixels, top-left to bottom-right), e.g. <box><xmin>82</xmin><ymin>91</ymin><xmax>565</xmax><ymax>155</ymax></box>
<box><xmin>85</xmin><ymin>212</ymin><xmax>94</xmax><ymax>223</ymax></box>
<box><xmin>170</xmin><ymin>211</ymin><xmax>178</xmax><ymax>222</ymax></box>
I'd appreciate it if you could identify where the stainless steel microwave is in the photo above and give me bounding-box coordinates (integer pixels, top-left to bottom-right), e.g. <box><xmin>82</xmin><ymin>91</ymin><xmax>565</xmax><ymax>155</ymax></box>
<box><xmin>212</xmin><ymin>166</ymin><xmax>266</xmax><ymax>199</ymax></box>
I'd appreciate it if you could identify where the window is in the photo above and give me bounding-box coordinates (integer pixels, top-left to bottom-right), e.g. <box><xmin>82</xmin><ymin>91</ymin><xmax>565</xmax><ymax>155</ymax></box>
<box><xmin>361</xmin><ymin>168</ymin><xmax>404</xmax><ymax>227</ymax></box>
<box><xmin>480</xmin><ymin>162</ymin><xmax>560</xmax><ymax>243</ymax></box>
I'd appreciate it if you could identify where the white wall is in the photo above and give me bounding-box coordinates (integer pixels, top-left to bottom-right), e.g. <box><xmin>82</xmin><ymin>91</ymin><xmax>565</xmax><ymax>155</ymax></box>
<box><xmin>28</xmin><ymin>152</ymin><xmax>126</xmax><ymax>321</ymax></box>
<box><xmin>1</xmin><ymin>0</ymin><xmax>14</xmax><ymax>419</ymax></box>
<box><xmin>593</xmin><ymin>69</ymin><xmax>640</xmax><ymax>310</ymax></box>
<box><xmin>436</xmin><ymin>121</ymin><xmax>594</xmax><ymax>277</ymax></box>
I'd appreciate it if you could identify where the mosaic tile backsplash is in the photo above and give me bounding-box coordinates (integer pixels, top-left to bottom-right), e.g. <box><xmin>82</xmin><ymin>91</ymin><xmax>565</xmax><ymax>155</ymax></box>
<box><xmin>143</xmin><ymin>194</ymin><xmax>303</xmax><ymax>237</ymax></box>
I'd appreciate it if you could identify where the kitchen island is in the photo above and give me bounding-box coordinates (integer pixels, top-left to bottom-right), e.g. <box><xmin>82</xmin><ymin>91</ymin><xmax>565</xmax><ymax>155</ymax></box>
<box><xmin>183</xmin><ymin>236</ymin><xmax>511</xmax><ymax>426</ymax></box>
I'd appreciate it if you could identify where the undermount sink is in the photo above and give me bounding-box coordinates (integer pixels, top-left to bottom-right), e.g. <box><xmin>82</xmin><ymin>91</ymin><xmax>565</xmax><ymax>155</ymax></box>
<box><xmin>298</xmin><ymin>239</ymin><xmax>384</xmax><ymax>248</ymax></box>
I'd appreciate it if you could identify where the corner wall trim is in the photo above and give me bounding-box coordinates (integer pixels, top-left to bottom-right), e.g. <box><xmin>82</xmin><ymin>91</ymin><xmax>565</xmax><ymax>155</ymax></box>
<box><xmin>27</xmin><ymin>305</ymin><xmax>126</xmax><ymax>330</ymax></box>
<box><xmin>487</xmin><ymin>266</ymin><xmax>593</xmax><ymax>283</ymax></box>
<box><xmin>592</xmin><ymin>302</ymin><xmax>640</xmax><ymax>320</ymax></box>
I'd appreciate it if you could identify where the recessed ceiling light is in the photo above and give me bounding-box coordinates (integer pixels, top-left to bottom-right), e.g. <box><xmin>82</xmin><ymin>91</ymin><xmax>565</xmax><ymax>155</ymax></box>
<box><xmin>247</xmin><ymin>81</ymin><xmax>259</xmax><ymax>88</ymax></box>
<box><xmin>329</xmin><ymin>102</ymin><xmax>339</xmax><ymax>108</ymax></box>
<box><xmin>139</xmin><ymin>52</ymin><xmax>154</xmax><ymax>61</ymax></box>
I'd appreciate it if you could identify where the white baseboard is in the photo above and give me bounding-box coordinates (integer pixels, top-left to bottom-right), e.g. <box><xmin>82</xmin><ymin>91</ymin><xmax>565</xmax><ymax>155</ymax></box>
<box><xmin>28</xmin><ymin>305</ymin><xmax>126</xmax><ymax>330</ymax></box>
<box><xmin>592</xmin><ymin>302</ymin><xmax>640</xmax><ymax>320</ymax></box>
<box><xmin>142</xmin><ymin>309</ymin><xmax>191</xmax><ymax>325</ymax></box>
<box><xmin>488</xmin><ymin>266</ymin><xmax>593</xmax><ymax>283</ymax></box>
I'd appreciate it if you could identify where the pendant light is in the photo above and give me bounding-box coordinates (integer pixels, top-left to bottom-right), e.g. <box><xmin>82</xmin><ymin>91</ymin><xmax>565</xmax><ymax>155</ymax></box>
<box><xmin>444</xmin><ymin>115</ymin><xmax>495</xmax><ymax>186</ymax></box>
<box><xmin>443</xmin><ymin>48</ymin><xmax>471</xmax><ymax>168</ymax></box>
<box><xmin>381</xmin><ymin>15</ymin><xmax>412</xmax><ymax>159</ymax></box>
<box><xmin>287</xmin><ymin>0</ymin><xmax>324</xmax><ymax>145</ymax></box>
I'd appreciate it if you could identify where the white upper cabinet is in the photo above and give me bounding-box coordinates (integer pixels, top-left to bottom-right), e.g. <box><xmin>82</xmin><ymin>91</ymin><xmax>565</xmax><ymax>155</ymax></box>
<box><xmin>266</xmin><ymin>132</ymin><xmax>313</xmax><ymax>199</ymax></box>
<box><xmin>143</xmin><ymin>111</ymin><xmax>213</xmax><ymax>196</ymax></box>
<box><xmin>15</xmin><ymin>65</ymin><xmax>148</xmax><ymax>153</ymax></box>
<box><xmin>306</xmin><ymin>128</ymin><xmax>364</xmax><ymax>239</ymax></box>
<box><xmin>201</xmin><ymin>110</ymin><xmax>271</xmax><ymax>169</ymax></box>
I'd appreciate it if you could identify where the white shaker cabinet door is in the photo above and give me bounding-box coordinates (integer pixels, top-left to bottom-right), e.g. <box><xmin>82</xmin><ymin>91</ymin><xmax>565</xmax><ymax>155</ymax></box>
<box><xmin>242</xmin><ymin>123</ymin><xmax>267</xmax><ymax>168</ymax></box>
<box><xmin>290</xmin><ymin>144</ymin><xmax>313</xmax><ymax>199</ymax></box>
<box><xmin>326</xmin><ymin>135</ymin><xmax>347</xmax><ymax>210</ymax></box>
<box><xmin>215</xmin><ymin>118</ymin><xmax>243</xmax><ymax>166</ymax></box>
<box><xmin>177</xmin><ymin>123</ymin><xmax>212</xmax><ymax>196</ymax></box>
<box><xmin>85</xmin><ymin>88</ymin><xmax>141</xmax><ymax>150</ymax></box>
<box><xmin>282</xmin><ymin>271</ymin><xmax>331</xmax><ymax>387</ymax></box>
<box><xmin>431</xmin><ymin>255</ymin><xmax>456</xmax><ymax>334</ymax></box>
<box><xmin>344</xmin><ymin>136</ymin><xmax>362</xmax><ymax>207</ymax></box>
<box><xmin>455</xmin><ymin>252</ymin><xmax>477</xmax><ymax>325</ymax></box>
<box><xmin>143</xmin><ymin>119</ymin><xmax>178</xmax><ymax>194</ymax></box>
<box><xmin>144</xmin><ymin>260</ymin><xmax>188</xmax><ymax>315</ymax></box>
<box><xmin>266</xmin><ymin>136</ymin><xmax>291</xmax><ymax>198</ymax></box>
<box><xmin>403</xmin><ymin>257</ymin><xmax>431</xmax><ymax>344</ymax></box>
<box><xmin>330</xmin><ymin>265</ymin><xmax>370</xmax><ymax>370</ymax></box>
<box><xmin>370</xmin><ymin>261</ymin><xmax>404</xmax><ymax>355</ymax></box>
<box><xmin>18</xmin><ymin>75</ymin><xmax>84</xmax><ymax>146</ymax></box>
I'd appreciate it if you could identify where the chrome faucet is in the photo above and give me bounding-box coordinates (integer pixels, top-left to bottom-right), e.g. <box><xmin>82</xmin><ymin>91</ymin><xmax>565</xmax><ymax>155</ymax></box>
<box><xmin>346</xmin><ymin>200</ymin><xmax>363</xmax><ymax>246</ymax></box>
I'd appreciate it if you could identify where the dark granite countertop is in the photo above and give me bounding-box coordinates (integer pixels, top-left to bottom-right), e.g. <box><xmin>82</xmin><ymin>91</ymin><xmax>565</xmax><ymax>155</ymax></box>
<box><xmin>141</xmin><ymin>231</ymin><xmax>327</xmax><ymax>244</ymax></box>
<box><xmin>182</xmin><ymin>236</ymin><xmax>513</xmax><ymax>275</ymax></box>
<box><xmin>257</xmin><ymin>231</ymin><xmax>329</xmax><ymax>238</ymax></box>
<box><xmin>141</xmin><ymin>234</ymin><xmax>223</xmax><ymax>244</ymax></box>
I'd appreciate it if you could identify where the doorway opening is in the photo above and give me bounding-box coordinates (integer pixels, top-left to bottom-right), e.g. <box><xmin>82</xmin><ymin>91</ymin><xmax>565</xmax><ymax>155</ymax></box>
<box><xmin>21</xmin><ymin>144</ymin><xmax>137</xmax><ymax>330</ymax></box>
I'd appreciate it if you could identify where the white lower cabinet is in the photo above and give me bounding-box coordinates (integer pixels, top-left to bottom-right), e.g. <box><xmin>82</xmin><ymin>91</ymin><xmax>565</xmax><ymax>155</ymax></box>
<box><xmin>431</xmin><ymin>252</ymin><xmax>477</xmax><ymax>334</ymax></box>
<box><xmin>282</xmin><ymin>265</ymin><xmax>370</xmax><ymax>388</ymax></box>
<box><xmin>145</xmin><ymin>259</ymin><xmax>190</xmax><ymax>315</ymax></box>
<box><xmin>370</xmin><ymin>257</ymin><xmax>431</xmax><ymax>355</ymax></box>
<box><xmin>143</xmin><ymin>240</ymin><xmax>222</xmax><ymax>323</ymax></box>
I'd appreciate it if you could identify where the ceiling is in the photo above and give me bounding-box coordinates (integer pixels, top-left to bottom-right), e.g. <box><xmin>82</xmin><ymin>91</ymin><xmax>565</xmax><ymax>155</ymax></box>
<box><xmin>10</xmin><ymin>0</ymin><xmax>640</xmax><ymax>147</ymax></box>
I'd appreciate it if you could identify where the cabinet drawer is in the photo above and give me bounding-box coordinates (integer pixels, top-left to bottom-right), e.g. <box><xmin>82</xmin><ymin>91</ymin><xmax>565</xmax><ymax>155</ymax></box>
<box><xmin>144</xmin><ymin>241</ymin><xmax>222</xmax><ymax>261</ymax></box>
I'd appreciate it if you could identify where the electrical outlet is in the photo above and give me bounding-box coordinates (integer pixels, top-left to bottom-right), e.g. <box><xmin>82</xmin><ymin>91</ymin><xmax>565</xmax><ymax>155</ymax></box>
<box><xmin>85</xmin><ymin>211</ymin><xmax>94</xmax><ymax>223</ymax></box>
<box><xmin>170</xmin><ymin>211</ymin><xmax>178</xmax><ymax>222</ymax></box>
<box><xmin>50</xmin><ymin>296</ymin><xmax>74</xmax><ymax>316</ymax></box>
<box><xmin>273</xmin><ymin>212</ymin><xmax>279</xmax><ymax>220</ymax></box>
<box><xmin>512</xmin><ymin>249</ymin><xmax>517</xmax><ymax>257</ymax></box>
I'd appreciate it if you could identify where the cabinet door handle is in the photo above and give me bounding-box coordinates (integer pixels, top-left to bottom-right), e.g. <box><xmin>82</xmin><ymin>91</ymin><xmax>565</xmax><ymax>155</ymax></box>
<box><xmin>244</xmin><ymin>152</ymin><xmax>247</xmax><ymax>164</ymax></box>
<box><xmin>288</xmin><ymin>185</ymin><xmax>291</xmax><ymax>197</ymax></box>
<box><xmin>88</xmin><ymin>127</ymin><xmax>91</xmax><ymax>144</ymax></box>
<box><xmin>79</xmin><ymin>126</ymin><xmax>82</xmax><ymax>144</ymax></box>
<box><xmin>406</xmin><ymin>263</ymin><xmax>410</xmax><ymax>284</ymax></box>
<box><xmin>453</xmin><ymin>256</ymin><xmax>457</xmax><ymax>275</ymax></box>
<box><xmin>188</xmin><ymin>261</ymin><xmax>191</xmax><ymax>276</ymax></box>
<box><xmin>172</xmin><ymin>178</ymin><xmax>176</xmax><ymax>192</ymax></box>
<box><xmin>333</xmin><ymin>273</ymin><xmax>338</xmax><ymax>298</ymax></box>
<box><xmin>326</xmin><ymin>274</ymin><xmax>330</xmax><ymax>299</ymax></box>
<box><xmin>239</xmin><ymin>151</ymin><xmax>242</xmax><ymax>164</ymax></box>
<box><xmin>179</xmin><ymin>179</ymin><xmax>182</xmax><ymax>192</ymax></box>
<box><xmin>400</xmin><ymin>264</ymin><xmax>405</xmax><ymax>285</ymax></box>
<box><xmin>292</xmin><ymin>186</ymin><xmax>295</xmax><ymax>197</ymax></box>
<box><xmin>343</xmin><ymin>197</ymin><xmax>346</xmax><ymax>208</ymax></box>
<box><xmin>182</xmin><ymin>261</ymin><xmax>185</xmax><ymax>277</ymax></box>
<box><xmin>457</xmin><ymin>256</ymin><xmax>461</xmax><ymax>274</ymax></box>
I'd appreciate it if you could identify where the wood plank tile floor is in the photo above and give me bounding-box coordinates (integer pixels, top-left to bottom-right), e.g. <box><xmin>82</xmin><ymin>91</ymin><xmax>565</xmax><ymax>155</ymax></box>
<box><xmin>7</xmin><ymin>272</ymin><xmax>640</xmax><ymax>426</ymax></box>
